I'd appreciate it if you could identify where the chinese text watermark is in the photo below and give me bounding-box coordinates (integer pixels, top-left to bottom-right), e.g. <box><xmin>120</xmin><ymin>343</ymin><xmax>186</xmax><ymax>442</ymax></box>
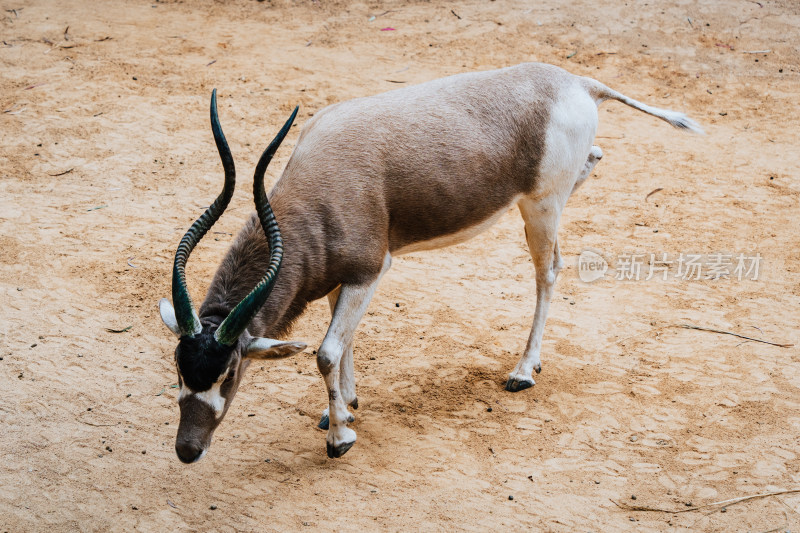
<box><xmin>577</xmin><ymin>250</ymin><xmax>762</xmax><ymax>283</ymax></box>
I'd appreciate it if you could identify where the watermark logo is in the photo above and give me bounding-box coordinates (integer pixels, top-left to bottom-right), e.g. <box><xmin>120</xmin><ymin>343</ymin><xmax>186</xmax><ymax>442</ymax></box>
<box><xmin>578</xmin><ymin>249</ymin><xmax>609</xmax><ymax>283</ymax></box>
<box><xmin>577</xmin><ymin>250</ymin><xmax>762</xmax><ymax>283</ymax></box>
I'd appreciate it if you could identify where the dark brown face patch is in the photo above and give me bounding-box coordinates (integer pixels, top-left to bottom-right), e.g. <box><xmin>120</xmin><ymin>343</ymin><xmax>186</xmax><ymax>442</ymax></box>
<box><xmin>176</xmin><ymin>331</ymin><xmax>235</xmax><ymax>391</ymax></box>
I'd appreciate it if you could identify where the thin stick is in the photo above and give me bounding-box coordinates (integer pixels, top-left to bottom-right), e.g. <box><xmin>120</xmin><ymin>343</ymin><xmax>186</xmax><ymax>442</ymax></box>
<box><xmin>612</xmin><ymin>488</ymin><xmax>800</xmax><ymax>514</ymax></box>
<box><xmin>674</xmin><ymin>323</ymin><xmax>793</xmax><ymax>348</ymax></box>
<box><xmin>645</xmin><ymin>187</ymin><xmax>664</xmax><ymax>201</ymax></box>
<box><xmin>78</xmin><ymin>419</ymin><xmax>119</xmax><ymax>427</ymax></box>
<box><xmin>48</xmin><ymin>168</ymin><xmax>74</xmax><ymax>176</ymax></box>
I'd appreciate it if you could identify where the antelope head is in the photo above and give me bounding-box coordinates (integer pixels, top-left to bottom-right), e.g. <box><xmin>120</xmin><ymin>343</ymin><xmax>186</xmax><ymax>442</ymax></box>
<box><xmin>159</xmin><ymin>90</ymin><xmax>306</xmax><ymax>463</ymax></box>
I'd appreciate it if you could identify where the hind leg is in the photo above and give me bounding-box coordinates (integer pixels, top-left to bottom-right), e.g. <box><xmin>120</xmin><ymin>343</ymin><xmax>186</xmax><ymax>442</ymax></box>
<box><xmin>505</xmin><ymin>147</ymin><xmax>602</xmax><ymax>391</ymax></box>
<box><xmin>505</xmin><ymin>194</ymin><xmax>565</xmax><ymax>392</ymax></box>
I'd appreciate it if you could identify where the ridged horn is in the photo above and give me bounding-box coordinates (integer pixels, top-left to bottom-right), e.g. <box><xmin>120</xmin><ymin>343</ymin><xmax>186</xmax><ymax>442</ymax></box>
<box><xmin>171</xmin><ymin>89</ymin><xmax>236</xmax><ymax>337</ymax></box>
<box><xmin>214</xmin><ymin>106</ymin><xmax>299</xmax><ymax>346</ymax></box>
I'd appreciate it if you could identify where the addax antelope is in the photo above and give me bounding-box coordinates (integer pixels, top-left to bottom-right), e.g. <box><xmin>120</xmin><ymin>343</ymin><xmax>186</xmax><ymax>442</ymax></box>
<box><xmin>159</xmin><ymin>63</ymin><xmax>702</xmax><ymax>462</ymax></box>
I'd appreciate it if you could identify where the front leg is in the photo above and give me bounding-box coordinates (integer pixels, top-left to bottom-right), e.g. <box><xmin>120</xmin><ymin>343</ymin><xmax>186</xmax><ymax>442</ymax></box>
<box><xmin>318</xmin><ymin>286</ymin><xmax>357</xmax><ymax>430</ymax></box>
<box><xmin>317</xmin><ymin>253</ymin><xmax>391</xmax><ymax>458</ymax></box>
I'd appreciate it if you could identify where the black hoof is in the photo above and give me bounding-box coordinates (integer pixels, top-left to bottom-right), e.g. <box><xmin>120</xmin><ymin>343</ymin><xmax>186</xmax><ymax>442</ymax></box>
<box><xmin>318</xmin><ymin>413</ymin><xmax>329</xmax><ymax>430</ymax></box>
<box><xmin>350</xmin><ymin>397</ymin><xmax>359</xmax><ymax>410</ymax></box>
<box><xmin>534</xmin><ymin>364</ymin><xmax>542</xmax><ymax>374</ymax></box>
<box><xmin>347</xmin><ymin>414</ymin><xmax>355</xmax><ymax>423</ymax></box>
<box><xmin>326</xmin><ymin>440</ymin><xmax>355</xmax><ymax>458</ymax></box>
<box><xmin>505</xmin><ymin>377</ymin><xmax>534</xmax><ymax>392</ymax></box>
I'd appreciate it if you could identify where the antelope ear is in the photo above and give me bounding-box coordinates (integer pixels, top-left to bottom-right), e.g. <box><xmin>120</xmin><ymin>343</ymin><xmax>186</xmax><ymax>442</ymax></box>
<box><xmin>159</xmin><ymin>298</ymin><xmax>182</xmax><ymax>338</ymax></box>
<box><xmin>245</xmin><ymin>338</ymin><xmax>307</xmax><ymax>359</ymax></box>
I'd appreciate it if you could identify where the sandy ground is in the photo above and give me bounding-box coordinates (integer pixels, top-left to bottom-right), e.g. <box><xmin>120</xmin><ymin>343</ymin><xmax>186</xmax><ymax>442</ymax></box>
<box><xmin>2</xmin><ymin>0</ymin><xmax>800</xmax><ymax>530</ymax></box>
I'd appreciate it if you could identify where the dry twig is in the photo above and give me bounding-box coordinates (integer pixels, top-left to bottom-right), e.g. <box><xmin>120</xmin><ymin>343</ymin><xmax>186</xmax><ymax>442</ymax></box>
<box><xmin>612</xmin><ymin>488</ymin><xmax>800</xmax><ymax>514</ymax></box>
<box><xmin>645</xmin><ymin>187</ymin><xmax>664</xmax><ymax>201</ymax></box>
<box><xmin>48</xmin><ymin>168</ymin><xmax>74</xmax><ymax>177</ymax></box>
<box><xmin>673</xmin><ymin>323</ymin><xmax>793</xmax><ymax>348</ymax></box>
<box><xmin>77</xmin><ymin>418</ymin><xmax>119</xmax><ymax>427</ymax></box>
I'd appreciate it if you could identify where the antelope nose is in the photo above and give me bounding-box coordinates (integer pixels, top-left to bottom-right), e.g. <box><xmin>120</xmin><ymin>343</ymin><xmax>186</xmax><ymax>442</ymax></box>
<box><xmin>175</xmin><ymin>440</ymin><xmax>204</xmax><ymax>463</ymax></box>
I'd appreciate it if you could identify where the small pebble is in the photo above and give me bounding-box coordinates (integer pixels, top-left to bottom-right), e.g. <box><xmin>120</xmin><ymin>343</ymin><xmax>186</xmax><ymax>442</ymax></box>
<box><xmin>487</xmin><ymin>407</ymin><xmax>493</xmax><ymax>412</ymax></box>
<box><xmin>594</xmin><ymin>480</ymin><xmax>600</xmax><ymax>485</ymax></box>
<box><xmin>209</xmin><ymin>505</ymin><xmax>217</xmax><ymax>510</ymax></box>
<box><xmin>508</xmin><ymin>495</ymin><xmax>514</xmax><ymax>501</ymax></box>
<box><xmin>630</xmin><ymin>435</ymin><xmax>638</xmax><ymax>442</ymax></box>
<box><xmin>631</xmin><ymin>495</ymin><xmax>637</xmax><ymax>500</ymax></box>
<box><xmin>132</xmin><ymin>506</ymin><xmax>138</xmax><ymax>510</ymax></box>
<box><xmin>685</xmin><ymin>502</ymin><xmax>693</xmax><ymax>507</ymax></box>
<box><xmin>141</xmin><ymin>450</ymin><xmax>146</xmax><ymax>454</ymax></box>
<box><xmin>106</xmin><ymin>446</ymin><xmax>112</xmax><ymax>452</ymax></box>
<box><xmin>395</xmin><ymin>303</ymin><xmax>400</xmax><ymax>307</ymax></box>
<box><xmin>720</xmin><ymin>507</ymin><xmax>726</xmax><ymax>513</ymax></box>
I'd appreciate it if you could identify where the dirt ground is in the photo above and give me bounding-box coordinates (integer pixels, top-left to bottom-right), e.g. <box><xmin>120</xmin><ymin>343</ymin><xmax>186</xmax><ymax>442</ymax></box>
<box><xmin>2</xmin><ymin>0</ymin><xmax>799</xmax><ymax>530</ymax></box>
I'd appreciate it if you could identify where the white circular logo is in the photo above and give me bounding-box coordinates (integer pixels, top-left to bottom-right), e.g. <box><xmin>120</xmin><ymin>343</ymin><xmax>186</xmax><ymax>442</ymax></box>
<box><xmin>577</xmin><ymin>250</ymin><xmax>608</xmax><ymax>283</ymax></box>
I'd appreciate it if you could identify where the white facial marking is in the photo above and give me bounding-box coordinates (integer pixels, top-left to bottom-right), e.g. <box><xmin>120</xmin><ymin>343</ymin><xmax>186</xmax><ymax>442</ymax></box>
<box><xmin>193</xmin><ymin>448</ymin><xmax>208</xmax><ymax>463</ymax></box>
<box><xmin>178</xmin><ymin>372</ymin><xmax>228</xmax><ymax>419</ymax></box>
